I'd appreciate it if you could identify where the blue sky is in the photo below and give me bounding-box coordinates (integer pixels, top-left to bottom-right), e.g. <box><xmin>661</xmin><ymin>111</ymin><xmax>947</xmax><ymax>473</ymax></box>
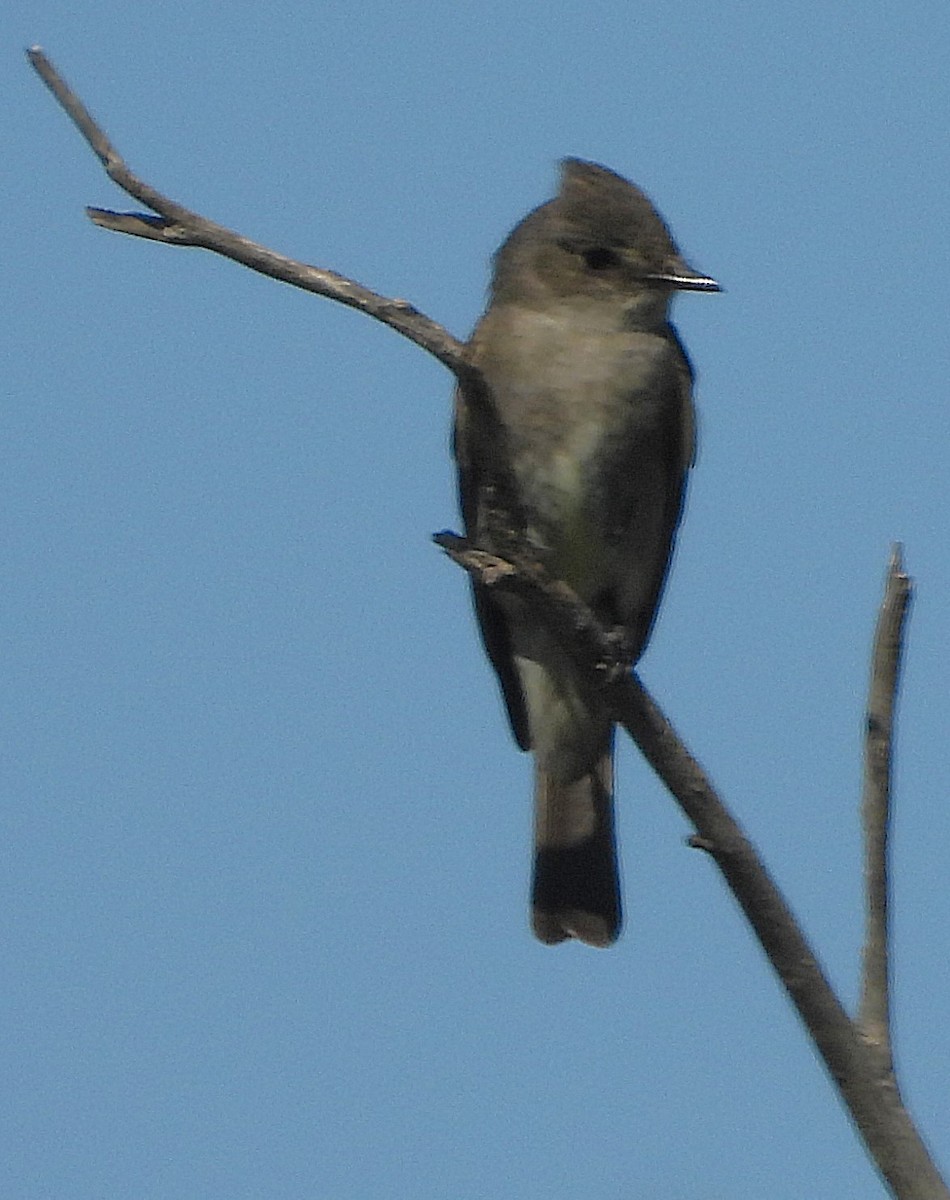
<box><xmin>4</xmin><ymin>3</ymin><xmax>950</xmax><ymax>1197</ymax></box>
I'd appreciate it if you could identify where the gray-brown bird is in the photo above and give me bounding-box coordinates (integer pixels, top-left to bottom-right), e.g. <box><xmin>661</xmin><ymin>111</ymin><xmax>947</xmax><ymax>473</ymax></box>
<box><xmin>454</xmin><ymin>159</ymin><xmax>718</xmax><ymax>946</ymax></box>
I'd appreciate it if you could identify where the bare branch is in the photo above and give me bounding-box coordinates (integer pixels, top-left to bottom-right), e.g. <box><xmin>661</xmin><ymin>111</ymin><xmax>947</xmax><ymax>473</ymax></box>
<box><xmin>437</xmin><ymin>535</ymin><xmax>947</xmax><ymax>1200</ymax></box>
<box><xmin>859</xmin><ymin>546</ymin><xmax>914</xmax><ymax>1069</ymax></box>
<box><xmin>26</xmin><ymin>47</ymin><xmax>469</xmax><ymax>380</ymax></box>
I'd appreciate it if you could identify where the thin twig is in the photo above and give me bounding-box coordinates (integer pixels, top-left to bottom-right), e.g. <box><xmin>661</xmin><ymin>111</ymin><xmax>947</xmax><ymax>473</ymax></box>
<box><xmin>859</xmin><ymin>545</ymin><xmax>913</xmax><ymax>1069</ymax></box>
<box><xmin>26</xmin><ymin>47</ymin><xmax>469</xmax><ymax>380</ymax></box>
<box><xmin>437</xmin><ymin>534</ymin><xmax>946</xmax><ymax>1200</ymax></box>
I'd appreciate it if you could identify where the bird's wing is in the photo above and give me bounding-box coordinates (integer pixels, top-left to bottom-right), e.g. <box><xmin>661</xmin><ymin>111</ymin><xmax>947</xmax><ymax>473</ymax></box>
<box><xmin>452</xmin><ymin>384</ymin><xmax>531</xmax><ymax>751</ymax></box>
<box><xmin>608</xmin><ymin>327</ymin><xmax>696</xmax><ymax>660</ymax></box>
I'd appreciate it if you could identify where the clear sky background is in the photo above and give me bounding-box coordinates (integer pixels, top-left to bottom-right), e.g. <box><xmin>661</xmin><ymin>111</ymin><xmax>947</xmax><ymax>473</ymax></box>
<box><xmin>4</xmin><ymin>4</ymin><xmax>949</xmax><ymax>1198</ymax></box>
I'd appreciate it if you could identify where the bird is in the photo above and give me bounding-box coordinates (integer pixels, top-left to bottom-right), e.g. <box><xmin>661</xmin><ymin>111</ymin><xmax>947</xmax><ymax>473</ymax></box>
<box><xmin>453</xmin><ymin>158</ymin><xmax>718</xmax><ymax>946</ymax></box>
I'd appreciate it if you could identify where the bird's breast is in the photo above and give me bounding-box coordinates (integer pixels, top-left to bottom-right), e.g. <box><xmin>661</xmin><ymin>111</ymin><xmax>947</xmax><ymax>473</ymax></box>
<box><xmin>472</xmin><ymin>304</ymin><xmax>676</xmax><ymax>595</ymax></box>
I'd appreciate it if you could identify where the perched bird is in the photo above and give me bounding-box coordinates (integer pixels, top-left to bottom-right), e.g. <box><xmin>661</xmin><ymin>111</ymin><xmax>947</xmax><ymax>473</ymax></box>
<box><xmin>454</xmin><ymin>159</ymin><xmax>718</xmax><ymax>946</ymax></box>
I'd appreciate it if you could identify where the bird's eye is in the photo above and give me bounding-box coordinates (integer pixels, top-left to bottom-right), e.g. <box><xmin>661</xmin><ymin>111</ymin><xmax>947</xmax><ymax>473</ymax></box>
<box><xmin>582</xmin><ymin>247</ymin><xmax>620</xmax><ymax>271</ymax></box>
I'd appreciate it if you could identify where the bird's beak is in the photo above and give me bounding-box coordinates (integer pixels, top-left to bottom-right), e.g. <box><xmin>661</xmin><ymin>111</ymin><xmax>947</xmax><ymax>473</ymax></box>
<box><xmin>647</xmin><ymin>254</ymin><xmax>721</xmax><ymax>292</ymax></box>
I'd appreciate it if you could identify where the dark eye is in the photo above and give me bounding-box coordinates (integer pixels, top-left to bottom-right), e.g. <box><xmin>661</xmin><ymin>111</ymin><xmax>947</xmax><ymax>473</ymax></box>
<box><xmin>581</xmin><ymin>247</ymin><xmax>620</xmax><ymax>271</ymax></box>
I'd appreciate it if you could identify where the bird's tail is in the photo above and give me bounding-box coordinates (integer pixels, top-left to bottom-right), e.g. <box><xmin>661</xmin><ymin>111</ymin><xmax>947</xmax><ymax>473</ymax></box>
<box><xmin>531</xmin><ymin>730</ymin><xmax>621</xmax><ymax>947</ymax></box>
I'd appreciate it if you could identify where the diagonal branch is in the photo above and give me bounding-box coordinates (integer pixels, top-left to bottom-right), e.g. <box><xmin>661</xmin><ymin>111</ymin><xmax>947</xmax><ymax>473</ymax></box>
<box><xmin>435</xmin><ymin>533</ymin><xmax>946</xmax><ymax>1200</ymax></box>
<box><xmin>859</xmin><ymin>545</ymin><xmax>913</xmax><ymax>1070</ymax></box>
<box><xmin>26</xmin><ymin>47</ymin><xmax>469</xmax><ymax>381</ymax></box>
